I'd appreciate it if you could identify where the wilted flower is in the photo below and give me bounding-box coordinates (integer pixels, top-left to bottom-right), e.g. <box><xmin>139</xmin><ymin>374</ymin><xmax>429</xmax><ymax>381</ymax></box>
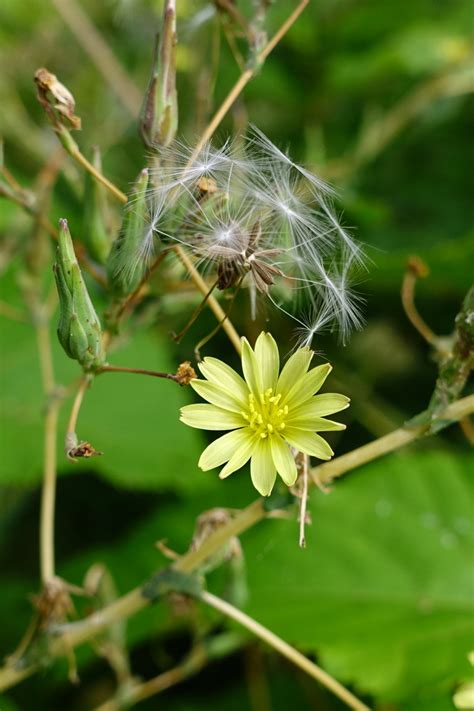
<box><xmin>180</xmin><ymin>332</ymin><xmax>349</xmax><ymax>496</ymax></box>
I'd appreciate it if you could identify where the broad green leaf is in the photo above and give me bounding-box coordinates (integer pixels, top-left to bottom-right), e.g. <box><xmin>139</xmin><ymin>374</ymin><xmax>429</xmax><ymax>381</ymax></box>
<box><xmin>243</xmin><ymin>450</ymin><xmax>474</xmax><ymax>702</ymax></box>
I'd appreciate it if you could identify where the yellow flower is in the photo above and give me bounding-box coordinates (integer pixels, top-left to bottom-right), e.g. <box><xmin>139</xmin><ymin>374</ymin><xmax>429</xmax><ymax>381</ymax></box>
<box><xmin>180</xmin><ymin>333</ymin><xmax>349</xmax><ymax>496</ymax></box>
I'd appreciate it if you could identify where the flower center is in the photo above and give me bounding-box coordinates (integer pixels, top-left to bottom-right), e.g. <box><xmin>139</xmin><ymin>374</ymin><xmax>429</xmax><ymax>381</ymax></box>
<box><xmin>241</xmin><ymin>388</ymin><xmax>288</xmax><ymax>439</ymax></box>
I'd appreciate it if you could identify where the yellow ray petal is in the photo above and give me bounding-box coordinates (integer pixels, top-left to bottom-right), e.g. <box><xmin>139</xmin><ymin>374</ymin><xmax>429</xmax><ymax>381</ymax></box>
<box><xmin>250</xmin><ymin>438</ymin><xmax>277</xmax><ymax>496</ymax></box>
<box><xmin>199</xmin><ymin>428</ymin><xmax>254</xmax><ymax>470</ymax></box>
<box><xmin>276</xmin><ymin>347</ymin><xmax>313</xmax><ymax>400</ymax></box>
<box><xmin>254</xmin><ymin>332</ymin><xmax>279</xmax><ymax>391</ymax></box>
<box><xmin>270</xmin><ymin>436</ymin><xmax>297</xmax><ymax>486</ymax></box>
<box><xmin>283</xmin><ymin>427</ymin><xmax>334</xmax><ymax>460</ymax></box>
<box><xmin>180</xmin><ymin>404</ymin><xmax>246</xmax><ymax>430</ymax></box>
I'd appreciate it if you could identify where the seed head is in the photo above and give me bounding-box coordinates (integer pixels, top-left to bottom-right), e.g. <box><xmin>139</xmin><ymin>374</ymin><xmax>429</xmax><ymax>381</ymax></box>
<box><xmin>142</xmin><ymin>128</ymin><xmax>366</xmax><ymax>343</ymax></box>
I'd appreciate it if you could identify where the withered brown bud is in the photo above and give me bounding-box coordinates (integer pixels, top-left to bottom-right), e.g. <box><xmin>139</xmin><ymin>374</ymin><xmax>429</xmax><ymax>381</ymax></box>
<box><xmin>34</xmin><ymin>68</ymin><xmax>81</xmax><ymax>131</ymax></box>
<box><xmin>175</xmin><ymin>360</ymin><xmax>197</xmax><ymax>385</ymax></box>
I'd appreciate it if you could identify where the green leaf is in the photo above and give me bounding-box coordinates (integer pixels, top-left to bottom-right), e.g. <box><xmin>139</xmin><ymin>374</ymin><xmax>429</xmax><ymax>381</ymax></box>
<box><xmin>243</xmin><ymin>449</ymin><xmax>474</xmax><ymax>701</ymax></box>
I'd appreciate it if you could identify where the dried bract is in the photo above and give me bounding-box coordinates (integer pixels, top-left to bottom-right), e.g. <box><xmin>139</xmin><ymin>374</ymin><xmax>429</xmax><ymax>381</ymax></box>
<box><xmin>34</xmin><ymin>68</ymin><xmax>81</xmax><ymax>131</ymax></box>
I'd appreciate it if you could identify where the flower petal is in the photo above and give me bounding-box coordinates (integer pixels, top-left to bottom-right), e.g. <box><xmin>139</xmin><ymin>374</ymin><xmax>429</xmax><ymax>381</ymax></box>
<box><xmin>276</xmin><ymin>347</ymin><xmax>313</xmax><ymax>400</ymax></box>
<box><xmin>180</xmin><ymin>404</ymin><xmax>246</xmax><ymax>430</ymax></box>
<box><xmin>190</xmin><ymin>379</ymin><xmax>243</xmax><ymax>413</ymax></box>
<box><xmin>198</xmin><ymin>428</ymin><xmax>254</xmax><ymax>470</ymax></box>
<box><xmin>285</xmin><ymin>414</ymin><xmax>346</xmax><ymax>432</ymax></box>
<box><xmin>270</xmin><ymin>436</ymin><xmax>297</xmax><ymax>486</ymax></box>
<box><xmin>219</xmin><ymin>433</ymin><xmax>258</xmax><ymax>479</ymax></box>
<box><xmin>198</xmin><ymin>357</ymin><xmax>249</xmax><ymax>406</ymax></box>
<box><xmin>250</xmin><ymin>438</ymin><xmax>277</xmax><ymax>496</ymax></box>
<box><xmin>283</xmin><ymin>363</ymin><xmax>332</xmax><ymax>409</ymax></box>
<box><xmin>283</xmin><ymin>427</ymin><xmax>334</xmax><ymax>460</ymax></box>
<box><xmin>241</xmin><ymin>337</ymin><xmax>262</xmax><ymax>397</ymax></box>
<box><xmin>254</xmin><ymin>332</ymin><xmax>279</xmax><ymax>391</ymax></box>
<box><xmin>290</xmin><ymin>394</ymin><xmax>350</xmax><ymax>419</ymax></box>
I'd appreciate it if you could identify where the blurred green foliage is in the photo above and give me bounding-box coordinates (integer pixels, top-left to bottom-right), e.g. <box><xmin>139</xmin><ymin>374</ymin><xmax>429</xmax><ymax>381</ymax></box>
<box><xmin>0</xmin><ymin>0</ymin><xmax>472</xmax><ymax>709</ymax></box>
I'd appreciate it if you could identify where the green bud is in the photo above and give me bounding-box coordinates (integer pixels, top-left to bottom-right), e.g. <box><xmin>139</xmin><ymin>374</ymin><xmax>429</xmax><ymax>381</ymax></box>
<box><xmin>82</xmin><ymin>146</ymin><xmax>111</xmax><ymax>264</ymax></box>
<box><xmin>139</xmin><ymin>0</ymin><xmax>178</xmax><ymax>149</ymax></box>
<box><xmin>106</xmin><ymin>168</ymin><xmax>150</xmax><ymax>298</ymax></box>
<box><xmin>54</xmin><ymin>219</ymin><xmax>105</xmax><ymax>370</ymax></box>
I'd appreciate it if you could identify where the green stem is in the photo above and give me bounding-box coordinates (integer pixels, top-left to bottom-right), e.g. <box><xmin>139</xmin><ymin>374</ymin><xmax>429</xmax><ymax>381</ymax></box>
<box><xmin>39</xmin><ymin>403</ymin><xmax>60</xmax><ymax>585</ymax></box>
<box><xmin>312</xmin><ymin>394</ymin><xmax>474</xmax><ymax>486</ymax></box>
<box><xmin>200</xmin><ymin>591</ymin><xmax>370</xmax><ymax>711</ymax></box>
<box><xmin>96</xmin><ymin>364</ymin><xmax>182</xmax><ymax>383</ymax></box>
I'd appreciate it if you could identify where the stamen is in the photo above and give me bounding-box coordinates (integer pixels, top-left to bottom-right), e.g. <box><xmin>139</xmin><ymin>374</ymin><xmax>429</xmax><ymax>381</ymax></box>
<box><xmin>243</xmin><ymin>390</ymin><xmax>287</xmax><ymax>440</ymax></box>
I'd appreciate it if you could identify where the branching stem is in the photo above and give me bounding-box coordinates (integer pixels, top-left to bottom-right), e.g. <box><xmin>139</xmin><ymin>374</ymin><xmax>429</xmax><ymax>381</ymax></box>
<box><xmin>312</xmin><ymin>394</ymin><xmax>474</xmax><ymax>486</ymax></box>
<box><xmin>50</xmin><ymin>0</ymin><xmax>310</xmax><ymax>355</ymax></box>
<box><xmin>0</xmin><ymin>395</ymin><xmax>473</xmax><ymax>691</ymax></box>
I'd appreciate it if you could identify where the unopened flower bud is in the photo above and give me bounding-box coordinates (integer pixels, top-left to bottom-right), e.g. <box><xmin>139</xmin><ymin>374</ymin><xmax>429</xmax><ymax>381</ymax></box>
<box><xmin>54</xmin><ymin>219</ymin><xmax>105</xmax><ymax>370</ymax></box>
<box><xmin>107</xmin><ymin>168</ymin><xmax>150</xmax><ymax>297</ymax></box>
<box><xmin>82</xmin><ymin>146</ymin><xmax>111</xmax><ymax>264</ymax></box>
<box><xmin>139</xmin><ymin>0</ymin><xmax>178</xmax><ymax>149</ymax></box>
